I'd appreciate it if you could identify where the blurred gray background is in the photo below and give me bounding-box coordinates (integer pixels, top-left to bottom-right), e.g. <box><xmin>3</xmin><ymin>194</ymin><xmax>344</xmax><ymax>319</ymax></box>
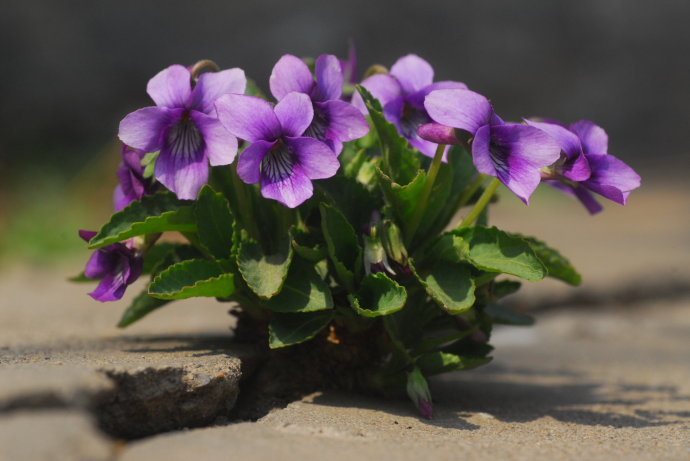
<box><xmin>2</xmin><ymin>0</ymin><xmax>688</xmax><ymax>176</ymax></box>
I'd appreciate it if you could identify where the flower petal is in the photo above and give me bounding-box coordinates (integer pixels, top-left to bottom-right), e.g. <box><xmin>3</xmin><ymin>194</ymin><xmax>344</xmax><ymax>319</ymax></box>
<box><xmin>390</xmin><ymin>54</ymin><xmax>434</xmax><ymax>95</ymax></box>
<box><xmin>190</xmin><ymin>68</ymin><xmax>247</xmax><ymax>115</ymax></box>
<box><xmin>89</xmin><ymin>274</ymin><xmax>127</xmax><ymax>302</ymax></box>
<box><xmin>146</xmin><ymin>65</ymin><xmax>192</xmax><ymax>108</ymax></box>
<box><xmin>269</xmin><ymin>54</ymin><xmax>315</xmax><ymax>101</ymax></box>
<box><xmin>312</xmin><ymin>54</ymin><xmax>343</xmax><ymax>101</ymax></box>
<box><xmin>546</xmin><ymin>180</ymin><xmax>603</xmax><ymax>214</ymax></box>
<box><xmin>237</xmin><ymin>140</ymin><xmax>276</xmax><ymax>184</ymax></box>
<box><xmin>407</xmin><ymin>80</ymin><xmax>468</xmax><ymax>109</ymax></box>
<box><xmin>425</xmin><ymin>89</ymin><xmax>493</xmax><ymax>135</ymax></box>
<box><xmin>274</xmin><ymin>92</ymin><xmax>314</xmax><ymax>137</ymax></box>
<box><xmin>79</xmin><ymin>230</ymin><xmax>97</xmax><ymax>242</ymax></box>
<box><xmin>569</xmin><ymin>120</ymin><xmax>608</xmax><ymax>156</ymax></box>
<box><xmin>261</xmin><ymin>164</ymin><xmax>313</xmax><ymax>208</ymax></box>
<box><xmin>215</xmin><ymin>94</ymin><xmax>281</xmax><ymax>142</ymax></box>
<box><xmin>190</xmin><ymin>111</ymin><xmax>238</xmax><ymax>166</ymax></box>
<box><xmin>285</xmin><ymin>136</ymin><xmax>340</xmax><ymax>179</ymax></box>
<box><xmin>471</xmin><ymin>125</ymin><xmax>498</xmax><ymax>177</ymax></box>
<box><xmin>582</xmin><ymin>154</ymin><xmax>640</xmax><ymax>205</ymax></box>
<box><xmin>315</xmin><ymin>100</ymin><xmax>369</xmax><ymax>145</ymax></box>
<box><xmin>524</xmin><ymin>119</ymin><xmax>583</xmax><ymax>160</ymax></box>
<box><xmin>118</xmin><ymin>107</ymin><xmax>183</xmax><ymax>153</ymax></box>
<box><xmin>351</xmin><ymin>74</ymin><xmax>402</xmax><ymax>114</ymax></box>
<box><xmin>84</xmin><ymin>250</ymin><xmax>115</xmax><ymax>279</ymax></box>
<box><xmin>155</xmin><ymin>119</ymin><xmax>208</xmax><ymax>199</ymax></box>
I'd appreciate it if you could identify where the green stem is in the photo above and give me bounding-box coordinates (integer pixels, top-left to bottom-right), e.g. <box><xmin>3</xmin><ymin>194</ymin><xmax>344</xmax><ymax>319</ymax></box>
<box><xmin>405</xmin><ymin>144</ymin><xmax>446</xmax><ymax>246</ymax></box>
<box><xmin>457</xmin><ymin>177</ymin><xmax>501</xmax><ymax>228</ymax></box>
<box><xmin>454</xmin><ymin>174</ymin><xmax>486</xmax><ymax>211</ymax></box>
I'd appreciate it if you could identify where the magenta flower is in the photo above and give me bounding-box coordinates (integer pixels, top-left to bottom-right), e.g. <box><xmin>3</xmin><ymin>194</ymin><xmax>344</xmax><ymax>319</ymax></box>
<box><xmin>353</xmin><ymin>54</ymin><xmax>467</xmax><ymax>157</ymax></box>
<box><xmin>215</xmin><ymin>92</ymin><xmax>340</xmax><ymax>208</ymax></box>
<box><xmin>525</xmin><ymin>119</ymin><xmax>641</xmax><ymax>213</ymax></box>
<box><xmin>269</xmin><ymin>54</ymin><xmax>369</xmax><ymax>154</ymax></box>
<box><xmin>79</xmin><ymin>230</ymin><xmax>142</xmax><ymax>302</ymax></box>
<box><xmin>113</xmin><ymin>145</ymin><xmax>158</xmax><ymax>211</ymax></box>
<box><xmin>118</xmin><ymin>65</ymin><xmax>246</xmax><ymax>199</ymax></box>
<box><xmin>424</xmin><ymin>88</ymin><xmax>561</xmax><ymax>203</ymax></box>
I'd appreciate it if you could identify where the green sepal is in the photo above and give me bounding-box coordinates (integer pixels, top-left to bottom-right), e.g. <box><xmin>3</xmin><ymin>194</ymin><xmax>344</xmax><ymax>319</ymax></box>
<box><xmin>411</xmin><ymin>259</ymin><xmax>475</xmax><ymax>314</ymax></box>
<box><xmin>268</xmin><ymin>310</ymin><xmax>334</xmax><ymax>349</ymax></box>
<box><xmin>417</xmin><ymin>351</ymin><xmax>492</xmax><ymax>376</ymax></box>
<box><xmin>264</xmin><ymin>259</ymin><xmax>334</xmax><ymax>313</ymax></box>
<box><xmin>237</xmin><ymin>232</ymin><xmax>293</xmax><ymax>299</ymax></box>
<box><xmin>88</xmin><ymin>192</ymin><xmax>195</xmax><ymax>249</ymax></box>
<box><xmin>148</xmin><ymin>259</ymin><xmax>235</xmax><ymax>300</ymax></box>
<box><xmin>194</xmin><ymin>185</ymin><xmax>235</xmax><ymax>260</ymax></box>
<box><xmin>319</xmin><ymin>203</ymin><xmax>362</xmax><ymax>291</ymax></box>
<box><xmin>484</xmin><ymin>303</ymin><xmax>535</xmax><ymax>326</ymax></box>
<box><xmin>117</xmin><ymin>290</ymin><xmax>170</xmax><ymax>328</ymax></box>
<box><xmin>513</xmin><ymin>234</ymin><xmax>582</xmax><ymax>285</ymax></box>
<box><xmin>456</xmin><ymin>226</ymin><xmax>547</xmax><ymax>282</ymax></box>
<box><xmin>348</xmin><ymin>273</ymin><xmax>407</xmax><ymax>318</ymax></box>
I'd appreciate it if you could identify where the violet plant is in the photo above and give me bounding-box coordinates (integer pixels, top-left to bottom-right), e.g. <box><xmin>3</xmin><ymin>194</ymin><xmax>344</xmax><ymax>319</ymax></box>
<box><xmin>77</xmin><ymin>53</ymin><xmax>641</xmax><ymax>418</ymax></box>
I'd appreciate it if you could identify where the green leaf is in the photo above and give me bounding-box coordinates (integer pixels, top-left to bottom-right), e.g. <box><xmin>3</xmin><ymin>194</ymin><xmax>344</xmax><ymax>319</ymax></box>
<box><xmin>69</xmin><ymin>272</ymin><xmax>91</xmax><ymax>282</ymax></box>
<box><xmin>89</xmin><ymin>192</ymin><xmax>196</xmax><ymax>248</ymax></box>
<box><xmin>117</xmin><ymin>290</ymin><xmax>170</xmax><ymax>328</ymax></box>
<box><xmin>356</xmin><ymin>85</ymin><xmax>420</xmax><ymax>184</ymax></box>
<box><xmin>484</xmin><ymin>303</ymin><xmax>535</xmax><ymax>326</ymax></box>
<box><xmin>291</xmin><ymin>228</ymin><xmax>327</xmax><ymax>262</ymax></box>
<box><xmin>417</xmin><ymin>351</ymin><xmax>492</xmax><ymax>376</ymax></box>
<box><xmin>456</xmin><ymin>226</ymin><xmax>546</xmax><ymax>281</ymax></box>
<box><xmin>264</xmin><ymin>259</ymin><xmax>334</xmax><ymax>313</ymax></box>
<box><xmin>514</xmin><ymin>235</ymin><xmax>582</xmax><ymax>285</ymax></box>
<box><xmin>268</xmin><ymin>310</ymin><xmax>334</xmax><ymax>349</ymax></box>
<box><xmin>194</xmin><ymin>185</ymin><xmax>235</xmax><ymax>260</ymax></box>
<box><xmin>245</xmin><ymin>78</ymin><xmax>267</xmax><ymax>99</ymax></box>
<box><xmin>142</xmin><ymin>243</ymin><xmax>201</xmax><ymax>275</ymax></box>
<box><xmin>319</xmin><ymin>203</ymin><xmax>362</xmax><ymax>291</ymax></box>
<box><xmin>148</xmin><ymin>259</ymin><xmax>235</xmax><ymax>300</ymax></box>
<box><xmin>492</xmin><ymin>280</ymin><xmax>522</xmax><ymax>299</ymax></box>
<box><xmin>413</xmin><ymin>260</ymin><xmax>475</xmax><ymax>314</ymax></box>
<box><xmin>237</xmin><ymin>232</ymin><xmax>293</xmax><ymax>299</ymax></box>
<box><xmin>317</xmin><ymin>175</ymin><xmax>378</xmax><ymax>231</ymax></box>
<box><xmin>348</xmin><ymin>273</ymin><xmax>407</xmax><ymax>317</ymax></box>
<box><xmin>376</xmin><ymin>167</ymin><xmax>425</xmax><ymax>223</ymax></box>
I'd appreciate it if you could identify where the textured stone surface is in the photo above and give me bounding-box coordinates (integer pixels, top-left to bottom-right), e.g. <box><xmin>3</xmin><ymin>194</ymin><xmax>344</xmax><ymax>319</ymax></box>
<box><xmin>0</xmin><ymin>410</ymin><xmax>114</xmax><ymax>461</ymax></box>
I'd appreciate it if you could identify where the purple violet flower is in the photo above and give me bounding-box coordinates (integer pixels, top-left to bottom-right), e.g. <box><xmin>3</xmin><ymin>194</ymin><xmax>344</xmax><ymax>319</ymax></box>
<box><xmin>424</xmin><ymin>88</ymin><xmax>561</xmax><ymax>203</ymax></box>
<box><xmin>353</xmin><ymin>54</ymin><xmax>467</xmax><ymax>158</ymax></box>
<box><xmin>118</xmin><ymin>65</ymin><xmax>246</xmax><ymax>199</ymax></box>
<box><xmin>79</xmin><ymin>230</ymin><xmax>143</xmax><ymax>302</ymax></box>
<box><xmin>525</xmin><ymin>119</ymin><xmax>641</xmax><ymax>214</ymax></box>
<box><xmin>269</xmin><ymin>54</ymin><xmax>369</xmax><ymax>154</ymax></box>
<box><xmin>215</xmin><ymin>92</ymin><xmax>340</xmax><ymax>208</ymax></box>
<box><xmin>113</xmin><ymin>145</ymin><xmax>158</xmax><ymax>211</ymax></box>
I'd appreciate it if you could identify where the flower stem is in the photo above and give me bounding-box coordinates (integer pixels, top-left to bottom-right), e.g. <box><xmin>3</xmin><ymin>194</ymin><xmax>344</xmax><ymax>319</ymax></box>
<box><xmin>454</xmin><ymin>174</ymin><xmax>486</xmax><ymax>211</ymax></box>
<box><xmin>457</xmin><ymin>177</ymin><xmax>501</xmax><ymax>228</ymax></box>
<box><xmin>405</xmin><ymin>144</ymin><xmax>445</xmax><ymax>246</ymax></box>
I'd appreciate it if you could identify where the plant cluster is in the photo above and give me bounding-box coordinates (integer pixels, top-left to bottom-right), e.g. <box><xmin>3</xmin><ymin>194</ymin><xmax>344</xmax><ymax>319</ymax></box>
<box><xmin>77</xmin><ymin>51</ymin><xmax>640</xmax><ymax>417</ymax></box>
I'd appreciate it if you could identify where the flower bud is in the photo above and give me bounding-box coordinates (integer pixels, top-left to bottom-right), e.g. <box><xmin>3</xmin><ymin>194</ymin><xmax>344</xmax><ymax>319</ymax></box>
<box><xmin>417</xmin><ymin>123</ymin><xmax>461</xmax><ymax>145</ymax></box>
<box><xmin>381</xmin><ymin>220</ymin><xmax>408</xmax><ymax>266</ymax></box>
<box><xmin>406</xmin><ymin>366</ymin><xmax>433</xmax><ymax>419</ymax></box>
<box><xmin>363</xmin><ymin>234</ymin><xmax>395</xmax><ymax>276</ymax></box>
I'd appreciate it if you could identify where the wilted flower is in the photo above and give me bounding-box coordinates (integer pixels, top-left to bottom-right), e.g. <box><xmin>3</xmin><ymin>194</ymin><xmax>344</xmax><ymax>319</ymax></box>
<box><xmin>424</xmin><ymin>88</ymin><xmax>561</xmax><ymax>203</ymax></box>
<box><xmin>269</xmin><ymin>54</ymin><xmax>369</xmax><ymax>154</ymax></box>
<box><xmin>353</xmin><ymin>54</ymin><xmax>467</xmax><ymax>157</ymax></box>
<box><xmin>118</xmin><ymin>64</ymin><xmax>246</xmax><ymax>199</ymax></box>
<box><xmin>215</xmin><ymin>92</ymin><xmax>340</xmax><ymax>208</ymax></box>
<box><xmin>526</xmin><ymin>119</ymin><xmax>641</xmax><ymax>213</ymax></box>
<box><xmin>79</xmin><ymin>230</ymin><xmax>142</xmax><ymax>302</ymax></box>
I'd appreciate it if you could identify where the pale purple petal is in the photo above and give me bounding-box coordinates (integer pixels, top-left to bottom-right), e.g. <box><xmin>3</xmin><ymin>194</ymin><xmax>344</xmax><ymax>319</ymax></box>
<box><xmin>118</xmin><ymin>107</ymin><xmax>183</xmax><ymax>152</ymax></box>
<box><xmin>261</xmin><ymin>164</ymin><xmax>313</xmax><ymax>208</ymax></box>
<box><xmin>89</xmin><ymin>274</ymin><xmax>127</xmax><ymax>302</ymax></box>
<box><xmin>84</xmin><ymin>250</ymin><xmax>114</xmax><ymax>279</ymax></box>
<box><xmin>285</xmin><ymin>136</ymin><xmax>340</xmax><ymax>179</ymax></box>
<box><xmin>390</xmin><ymin>54</ymin><xmax>434</xmax><ymax>95</ymax></box>
<box><xmin>352</xmin><ymin>74</ymin><xmax>402</xmax><ymax>114</ymax></box>
<box><xmin>215</xmin><ymin>94</ymin><xmax>281</xmax><ymax>142</ymax></box>
<box><xmin>269</xmin><ymin>54</ymin><xmax>315</xmax><ymax>101</ymax></box>
<box><xmin>524</xmin><ymin>119</ymin><xmax>583</xmax><ymax>159</ymax></box>
<box><xmin>582</xmin><ymin>154</ymin><xmax>641</xmax><ymax>205</ymax></box>
<box><xmin>237</xmin><ymin>140</ymin><xmax>276</xmax><ymax>184</ymax></box>
<box><xmin>155</xmin><ymin>118</ymin><xmax>208</xmax><ymax>199</ymax></box>
<box><xmin>470</xmin><ymin>124</ymin><xmax>497</xmax><ymax>176</ymax></box>
<box><xmin>569</xmin><ymin>120</ymin><xmax>608</xmax><ymax>156</ymax></box>
<box><xmin>190</xmin><ymin>68</ymin><xmax>247</xmax><ymax>115</ymax></box>
<box><xmin>274</xmin><ymin>92</ymin><xmax>314</xmax><ymax>137</ymax></box>
<box><xmin>382</xmin><ymin>96</ymin><xmax>404</xmax><ymax>127</ymax></box>
<box><xmin>312</xmin><ymin>54</ymin><xmax>343</xmax><ymax>101</ymax></box>
<box><xmin>79</xmin><ymin>230</ymin><xmax>97</xmax><ymax>242</ymax></box>
<box><xmin>407</xmin><ymin>81</ymin><xmax>468</xmax><ymax>108</ymax></box>
<box><xmin>190</xmin><ymin>111</ymin><xmax>238</xmax><ymax>166</ymax></box>
<box><xmin>547</xmin><ymin>181</ymin><xmax>603</xmax><ymax>214</ymax></box>
<box><xmin>316</xmin><ymin>100</ymin><xmax>370</xmax><ymax>143</ymax></box>
<box><xmin>425</xmin><ymin>89</ymin><xmax>493</xmax><ymax>135</ymax></box>
<box><xmin>113</xmin><ymin>185</ymin><xmax>128</xmax><ymax>212</ymax></box>
<box><xmin>417</xmin><ymin>123</ymin><xmax>461</xmax><ymax>145</ymax></box>
<box><xmin>146</xmin><ymin>65</ymin><xmax>192</xmax><ymax>108</ymax></box>
<box><xmin>409</xmin><ymin>136</ymin><xmax>445</xmax><ymax>159</ymax></box>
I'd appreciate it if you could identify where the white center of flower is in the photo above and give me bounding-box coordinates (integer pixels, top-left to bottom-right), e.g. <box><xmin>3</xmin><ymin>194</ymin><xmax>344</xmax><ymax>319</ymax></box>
<box><xmin>166</xmin><ymin>117</ymin><xmax>203</xmax><ymax>158</ymax></box>
<box><xmin>261</xmin><ymin>145</ymin><xmax>294</xmax><ymax>182</ymax></box>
